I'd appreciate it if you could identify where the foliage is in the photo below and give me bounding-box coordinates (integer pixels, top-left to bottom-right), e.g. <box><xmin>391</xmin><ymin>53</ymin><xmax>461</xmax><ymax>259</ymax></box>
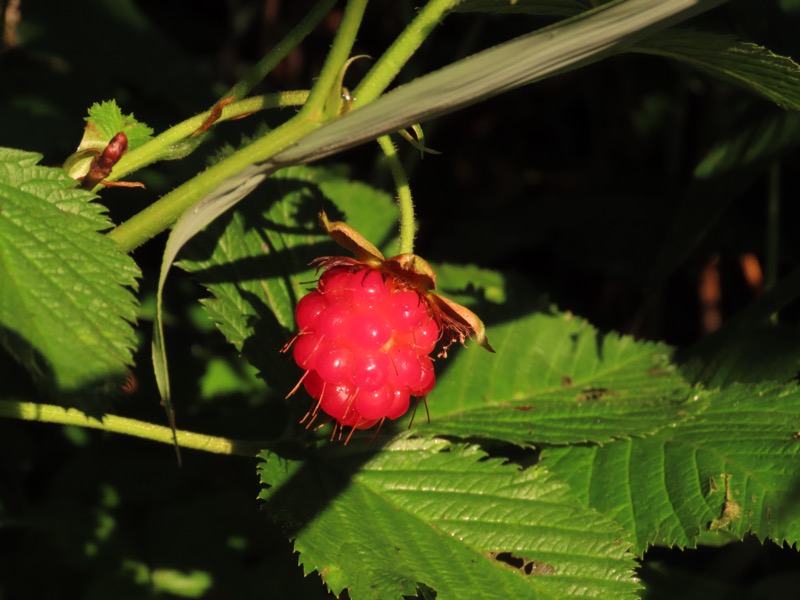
<box><xmin>3</xmin><ymin>0</ymin><xmax>800</xmax><ymax>598</ymax></box>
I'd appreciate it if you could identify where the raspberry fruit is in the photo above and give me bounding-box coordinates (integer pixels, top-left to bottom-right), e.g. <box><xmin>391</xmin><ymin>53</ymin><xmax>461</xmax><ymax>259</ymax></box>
<box><xmin>291</xmin><ymin>265</ymin><xmax>438</xmax><ymax>430</ymax></box>
<box><xmin>284</xmin><ymin>212</ymin><xmax>494</xmax><ymax>436</ymax></box>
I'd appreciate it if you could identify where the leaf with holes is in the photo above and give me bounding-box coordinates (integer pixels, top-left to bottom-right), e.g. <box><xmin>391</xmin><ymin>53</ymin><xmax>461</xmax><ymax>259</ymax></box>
<box><xmin>541</xmin><ymin>382</ymin><xmax>800</xmax><ymax>554</ymax></box>
<box><xmin>411</xmin><ymin>307</ymin><xmax>694</xmax><ymax>446</ymax></box>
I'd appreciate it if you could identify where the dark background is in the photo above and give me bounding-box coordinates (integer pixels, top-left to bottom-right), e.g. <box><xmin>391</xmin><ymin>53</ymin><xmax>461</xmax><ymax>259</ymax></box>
<box><xmin>2</xmin><ymin>0</ymin><xmax>800</xmax><ymax>597</ymax></box>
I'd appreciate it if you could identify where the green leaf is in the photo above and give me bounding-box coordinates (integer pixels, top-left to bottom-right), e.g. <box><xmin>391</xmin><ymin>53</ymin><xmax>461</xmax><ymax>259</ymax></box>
<box><xmin>413</xmin><ymin>309</ymin><xmax>693</xmax><ymax>445</ymax></box>
<box><xmin>542</xmin><ymin>382</ymin><xmax>800</xmax><ymax>554</ymax></box>
<box><xmin>179</xmin><ymin>165</ymin><xmax>398</xmax><ymax>390</ymax></box>
<box><xmin>63</xmin><ymin>100</ymin><xmax>154</xmax><ymax>180</ymax></box>
<box><xmin>84</xmin><ymin>100</ymin><xmax>154</xmax><ymax>150</ymax></box>
<box><xmin>434</xmin><ymin>262</ymin><xmax>509</xmax><ymax>306</ymax></box>
<box><xmin>632</xmin><ymin>29</ymin><xmax>800</xmax><ymax>111</ymax></box>
<box><xmin>149</xmin><ymin>162</ymin><xmax>272</xmax><ymax>456</ymax></box>
<box><xmin>258</xmin><ymin>436</ymin><xmax>639</xmax><ymax>599</ymax></box>
<box><xmin>265</xmin><ymin>0</ymin><xmax>725</xmax><ymax>165</ymax></box>
<box><xmin>0</xmin><ymin>147</ymin><xmax>139</xmax><ymax>401</ymax></box>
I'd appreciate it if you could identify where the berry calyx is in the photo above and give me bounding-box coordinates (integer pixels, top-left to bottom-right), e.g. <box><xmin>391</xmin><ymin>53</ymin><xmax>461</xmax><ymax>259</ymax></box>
<box><xmin>284</xmin><ymin>212</ymin><xmax>494</xmax><ymax>437</ymax></box>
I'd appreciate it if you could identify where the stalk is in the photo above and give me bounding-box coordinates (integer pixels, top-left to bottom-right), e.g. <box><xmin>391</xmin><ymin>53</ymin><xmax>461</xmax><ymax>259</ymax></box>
<box><xmin>107</xmin><ymin>114</ymin><xmax>318</xmax><ymax>252</ymax></box>
<box><xmin>0</xmin><ymin>401</ymin><xmax>267</xmax><ymax>457</ymax></box>
<box><xmin>104</xmin><ymin>91</ymin><xmax>309</xmax><ymax>185</ymax></box>
<box><xmin>377</xmin><ymin>135</ymin><xmax>415</xmax><ymax>254</ymax></box>
<box><xmin>351</xmin><ymin>0</ymin><xmax>459</xmax><ymax>107</ymax></box>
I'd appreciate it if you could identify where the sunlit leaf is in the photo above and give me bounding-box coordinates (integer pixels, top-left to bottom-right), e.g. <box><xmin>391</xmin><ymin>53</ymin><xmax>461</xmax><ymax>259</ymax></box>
<box><xmin>542</xmin><ymin>382</ymin><xmax>800</xmax><ymax>554</ymax></box>
<box><xmin>0</xmin><ymin>147</ymin><xmax>139</xmax><ymax>402</ymax></box>
<box><xmin>413</xmin><ymin>308</ymin><xmax>694</xmax><ymax>445</ymax></box>
<box><xmin>259</xmin><ymin>436</ymin><xmax>640</xmax><ymax>599</ymax></box>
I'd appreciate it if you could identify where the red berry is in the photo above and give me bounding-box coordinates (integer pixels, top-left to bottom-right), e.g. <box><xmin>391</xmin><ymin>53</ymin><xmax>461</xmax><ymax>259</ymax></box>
<box><xmin>385</xmin><ymin>388</ymin><xmax>411</xmax><ymax>420</ymax></box>
<box><xmin>292</xmin><ymin>333</ymin><xmax>323</xmax><ymax>370</ymax></box>
<box><xmin>388</xmin><ymin>291</ymin><xmax>427</xmax><ymax>332</ymax></box>
<box><xmin>295</xmin><ymin>293</ymin><xmax>328</xmax><ymax>330</ymax></box>
<box><xmin>354</xmin><ymin>387</ymin><xmax>392</xmax><ymax>420</ymax></box>
<box><xmin>352</xmin><ymin>351</ymin><xmax>390</xmax><ymax>391</ymax></box>
<box><xmin>348</xmin><ymin>313</ymin><xmax>392</xmax><ymax>350</ymax></box>
<box><xmin>315</xmin><ymin>345</ymin><xmax>354</xmax><ymax>384</ymax></box>
<box><xmin>289</xmin><ymin>266</ymin><xmax>440</xmax><ymax>429</ymax></box>
<box><xmin>387</xmin><ymin>345</ymin><xmax>423</xmax><ymax>388</ymax></box>
<box><xmin>412</xmin><ymin>317</ymin><xmax>439</xmax><ymax>354</ymax></box>
<box><xmin>352</xmin><ymin>270</ymin><xmax>390</xmax><ymax>308</ymax></box>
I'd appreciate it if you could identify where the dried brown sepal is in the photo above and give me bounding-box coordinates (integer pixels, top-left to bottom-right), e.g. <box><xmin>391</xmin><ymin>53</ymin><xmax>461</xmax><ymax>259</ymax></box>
<box><xmin>427</xmin><ymin>293</ymin><xmax>495</xmax><ymax>356</ymax></box>
<box><xmin>319</xmin><ymin>211</ymin><xmax>385</xmax><ymax>266</ymax></box>
<box><xmin>383</xmin><ymin>254</ymin><xmax>437</xmax><ymax>292</ymax></box>
<box><xmin>317</xmin><ymin>211</ymin><xmax>493</xmax><ymax>356</ymax></box>
<box><xmin>99</xmin><ymin>180</ymin><xmax>145</xmax><ymax>189</ymax></box>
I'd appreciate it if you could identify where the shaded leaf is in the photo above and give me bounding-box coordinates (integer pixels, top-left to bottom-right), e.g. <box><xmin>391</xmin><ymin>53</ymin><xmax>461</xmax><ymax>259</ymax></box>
<box><xmin>632</xmin><ymin>29</ymin><xmax>800</xmax><ymax>111</ymax></box>
<box><xmin>259</xmin><ymin>436</ymin><xmax>639</xmax><ymax>599</ymax></box>
<box><xmin>179</xmin><ymin>166</ymin><xmax>398</xmax><ymax>390</ymax></box>
<box><xmin>0</xmin><ymin>147</ymin><xmax>139</xmax><ymax>402</ymax></box>
<box><xmin>434</xmin><ymin>263</ymin><xmax>509</xmax><ymax>306</ymax></box>
<box><xmin>266</xmin><ymin>0</ymin><xmax>725</xmax><ymax>166</ymax></box>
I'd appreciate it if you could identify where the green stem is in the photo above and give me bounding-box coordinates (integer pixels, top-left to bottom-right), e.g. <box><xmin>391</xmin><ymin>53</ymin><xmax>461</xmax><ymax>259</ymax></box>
<box><xmin>222</xmin><ymin>0</ymin><xmax>337</xmax><ymax>101</ymax></box>
<box><xmin>0</xmin><ymin>401</ymin><xmax>267</xmax><ymax>457</ymax></box>
<box><xmin>301</xmin><ymin>0</ymin><xmax>370</xmax><ymax>118</ymax></box>
<box><xmin>377</xmin><ymin>135</ymin><xmax>415</xmax><ymax>254</ymax></box>
<box><xmin>104</xmin><ymin>91</ymin><xmax>309</xmax><ymax>186</ymax></box>
<box><xmin>351</xmin><ymin>0</ymin><xmax>458</xmax><ymax>108</ymax></box>
<box><xmin>107</xmin><ymin>114</ymin><xmax>319</xmax><ymax>252</ymax></box>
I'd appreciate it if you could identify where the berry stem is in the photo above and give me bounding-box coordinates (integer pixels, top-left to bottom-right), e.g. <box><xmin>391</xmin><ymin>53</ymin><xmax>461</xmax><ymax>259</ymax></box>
<box><xmin>0</xmin><ymin>401</ymin><xmax>267</xmax><ymax>457</ymax></box>
<box><xmin>377</xmin><ymin>135</ymin><xmax>415</xmax><ymax>254</ymax></box>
